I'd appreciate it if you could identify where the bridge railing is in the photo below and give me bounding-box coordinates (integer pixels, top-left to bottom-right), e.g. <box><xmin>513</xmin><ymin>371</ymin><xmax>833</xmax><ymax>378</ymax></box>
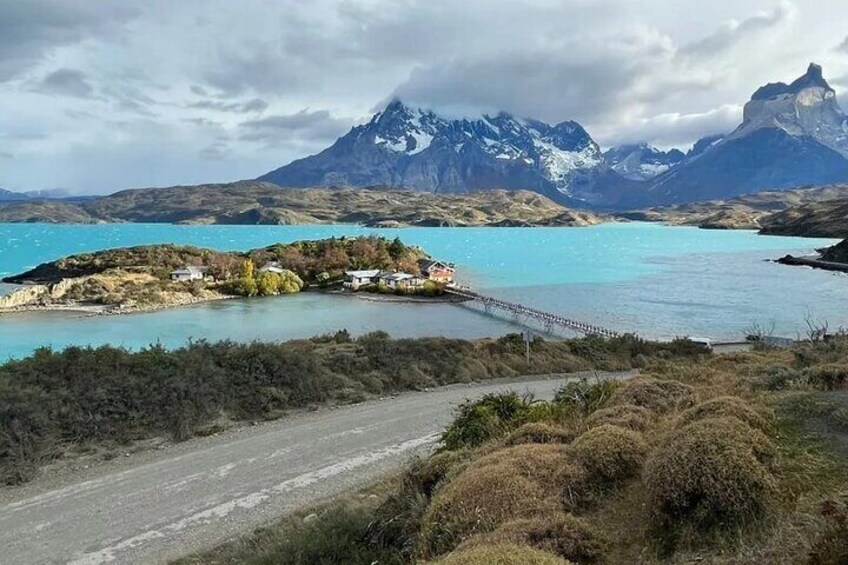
<box><xmin>444</xmin><ymin>287</ymin><xmax>619</xmax><ymax>338</ymax></box>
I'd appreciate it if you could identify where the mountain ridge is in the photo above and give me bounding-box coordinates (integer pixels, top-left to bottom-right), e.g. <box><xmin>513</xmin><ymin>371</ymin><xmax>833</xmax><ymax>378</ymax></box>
<box><xmin>258</xmin><ymin>63</ymin><xmax>848</xmax><ymax>209</ymax></box>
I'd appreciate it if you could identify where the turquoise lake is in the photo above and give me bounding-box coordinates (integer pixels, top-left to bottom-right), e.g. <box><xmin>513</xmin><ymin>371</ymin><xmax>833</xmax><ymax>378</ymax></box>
<box><xmin>0</xmin><ymin>222</ymin><xmax>845</xmax><ymax>360</ymax></box>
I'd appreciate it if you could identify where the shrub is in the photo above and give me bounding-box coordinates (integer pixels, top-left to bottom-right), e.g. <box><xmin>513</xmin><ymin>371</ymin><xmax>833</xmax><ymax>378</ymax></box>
<box><xmin>674</xmin><ymin>396</ymin><xmax>769</xmax><ymax>432</ymax></box>
<box><xmin>585</xmin><ymin>404</ymin><xmax>653</xmax><ymax>431</ymax></box>
<box><xmin>247</xmin><ymin>501</ymin><xmax>404</xmax><ymax>565</ymax></box>
<box><xmin>419</xmin><ymin>444</ymin><xmax>587</xmax><ymax>557</ymax></box>
<box><xmin>611</xmin><ymin>377</ymin><xmax>696</xmax><ymax>414</ymax></box>
<box><xmin>502</xmin><ymin>423</ymin><xmax>575</xmax><ymax>446</ymax></box>
<box><xmin>553</xmin><ymin>378</ymin><xmax>618</xmax><ymax>416</ymax></box>
<box><xmin>644</xmin><ymin>417</ymin><xmax>778</xmax><ymax>551</ymax></box>
<box><xmin>440</xmin><ymin>392</ymin><xmax>530</xmax><ymax>451</ymax></box>
<box><xmin>749</xmin><ymin>364</ymin><xmax>800</xmax><ymax>391</ymax></box>
<box><xmin>368</xmin><ymin>451</ymin><xmax>472</xmax><ymax>556</ymax></box>
<box><xmin>808</xmin><ymin>496</ymin><xmax>848</xmax><ymax>565</ymax></box>
<box><xmin>569</xmin><ymin>424</ymin><xmax>648</xmax><ymax>488</ymax></box>
<box><xmin>803</xmin><ymin>364</ymin><xmax>848</xmax><ymax>391</ymax></box>
<box><xmin>457</xmin><ymin>513</ymin><xmax>606</xmax><ymax>563</ymax></box>
<box><xmin>424</xmin><ymin>543</ymin><xmax>572</xmax><ymax>565</ymax></box>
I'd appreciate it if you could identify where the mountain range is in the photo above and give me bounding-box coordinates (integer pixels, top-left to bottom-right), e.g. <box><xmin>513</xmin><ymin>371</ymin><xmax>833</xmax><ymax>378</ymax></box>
<box><xmin>0</xmin><ymin>188</ymin><xmax>72</xmax><ymax>201</ymax></box>
<box><xmin>259</xmin><ymin>64</ymin><xmax>848</xmax><ymax>209</ymax></box>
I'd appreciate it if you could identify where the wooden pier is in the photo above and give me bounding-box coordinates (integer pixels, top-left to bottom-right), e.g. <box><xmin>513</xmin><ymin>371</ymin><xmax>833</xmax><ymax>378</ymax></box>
<box><xmin>444</xmin><ymin>287</ymin><xmax>620</xmax><ymax>338</ymax></box>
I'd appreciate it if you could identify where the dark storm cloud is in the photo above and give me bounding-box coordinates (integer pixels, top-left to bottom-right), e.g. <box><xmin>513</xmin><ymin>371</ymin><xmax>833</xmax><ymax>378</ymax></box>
<box><xmin>0</xmin><ymin>0</ymin><xmax>139</xmax><ymax>81</ymax></box>
<box><xmin>240</xmin><ymin>109</ymin><xmax>353</xmax><ymax>144</ymax></box>
<box><xmin>34</xmin><ymin>68</ymin><xmax>94</xmax><ymax>98</ymax></box>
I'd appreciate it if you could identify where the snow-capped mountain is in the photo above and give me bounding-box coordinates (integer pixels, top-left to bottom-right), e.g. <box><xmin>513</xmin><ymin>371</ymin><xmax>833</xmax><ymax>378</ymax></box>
<box><xmin>603</xmin><ymin>143</ymin><xmax>685</xmax><ymax>181</ymax></box>
<box><xmin>258</xmin><ymin>100</ymin><xmax>626</xmax><ymax>204</ymax></box>
<box><xmin>643</xmin><ymin>63</ymin><xmax>848</xmax><ymax>206</ymax></box>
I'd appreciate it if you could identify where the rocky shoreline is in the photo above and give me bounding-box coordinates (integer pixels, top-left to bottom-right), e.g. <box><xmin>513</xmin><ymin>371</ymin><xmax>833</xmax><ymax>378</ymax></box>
<box><xmin>0</xmin><ymin>290</ymin><xmax>236</xmax><ymax>317</ymax></box>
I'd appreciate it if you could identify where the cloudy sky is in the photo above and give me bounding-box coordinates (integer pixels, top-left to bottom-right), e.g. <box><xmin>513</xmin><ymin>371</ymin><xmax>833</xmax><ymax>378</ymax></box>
<box><xmin>1</xmin><ymin>0</ymin><xmax>848</xmax><ymax>194</ymax></box>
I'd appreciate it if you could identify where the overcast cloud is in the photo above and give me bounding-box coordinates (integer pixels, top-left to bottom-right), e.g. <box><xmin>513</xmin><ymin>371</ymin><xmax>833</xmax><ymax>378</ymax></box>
<box><xmin>1</xmin><ymin>0</ymin><xmax>847</xmax><ymax>193</ymax></box>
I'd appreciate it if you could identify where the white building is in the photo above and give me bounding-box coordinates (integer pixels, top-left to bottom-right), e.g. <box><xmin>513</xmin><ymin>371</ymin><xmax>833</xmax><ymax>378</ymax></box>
<box><xmin>344</xmin><ymin>269</ymin><xmax>381</xmax><ymax>290</ymax></box>
<box><xmin>170</xmin><ymin>266</ymin><xmax>207</xmax><ymax>282</ymax></box>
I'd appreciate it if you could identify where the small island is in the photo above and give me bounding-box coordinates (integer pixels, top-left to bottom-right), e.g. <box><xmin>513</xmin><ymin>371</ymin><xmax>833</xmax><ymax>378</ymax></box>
<box><xmin>0</xmin><ymin>236</ymin><xmax>453</xmax><ymax>315</ymax></box>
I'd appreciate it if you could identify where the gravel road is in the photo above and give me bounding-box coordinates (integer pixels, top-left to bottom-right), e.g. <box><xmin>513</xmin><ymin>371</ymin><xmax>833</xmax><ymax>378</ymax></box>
<box><xmin>0</xmin><ymin>371</ymin><xmax>632</xmax><ymax>564</ymax></box>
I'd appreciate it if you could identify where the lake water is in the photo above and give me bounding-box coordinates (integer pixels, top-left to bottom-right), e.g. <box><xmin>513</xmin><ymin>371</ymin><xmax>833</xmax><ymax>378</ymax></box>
<box><xmin>0</xmin><ymin>222</ymin><xmax>845</xmax><ymax>360</ymax></box>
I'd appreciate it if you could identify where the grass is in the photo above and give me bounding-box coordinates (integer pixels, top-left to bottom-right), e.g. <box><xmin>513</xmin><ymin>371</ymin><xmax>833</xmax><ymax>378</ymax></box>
<box><xmin>159</xmin><ymin>336</ymin><xmax>848</xmax><ymax>563</ymax></box>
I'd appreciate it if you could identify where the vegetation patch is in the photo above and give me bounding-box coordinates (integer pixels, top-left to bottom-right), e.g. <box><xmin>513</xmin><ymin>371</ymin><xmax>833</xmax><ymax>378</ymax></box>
<box><xmin>456</xmin><ymin>513</ymin><xmax>606</xmax><ymax>563</ymax></box>
<box><xmin>584</xmin><ymin>404</ymin><xmax>654</xmax><ymax>432</ymax></box>
<box><xmin>502</xmin><ymin>422</ymin><xmax>575</xmax><ymax>446</ymax></box>
<box><xmin>644</xmin><ymin>417</ymin><xmax>778</xmax><ymax>552</ymax></box>
<box><xmin>610</xmin><ymin>377</ymin><xmax>696</xmax><ymax>413</ymax></box>
<box><xmin>0</xmin><ymin>332</ymin><xmax>704</xmax><ymax>485</ymax></box>
<box><xmin>419</xmin><ymin>444</ymin><xmax>585</xmax><ymax>557</ymax></box>
<box><xmin>424</xmin><ymin>543</ymin><xmax>571</xmax><ymax>565</ymax></box>
<box><xmin>803</xmin><ymin>363</ymin><xmax>848</xmax><ymax>391</ymax></box>
<box><xmin>674</xmin><ymin>395</ymin><xmax>770</xmax><ymax>431</ymax></box>
<box><xmin>569</xmin><ymin>424</ymin><xmax>648</xmax><ymax>488</ymax></box>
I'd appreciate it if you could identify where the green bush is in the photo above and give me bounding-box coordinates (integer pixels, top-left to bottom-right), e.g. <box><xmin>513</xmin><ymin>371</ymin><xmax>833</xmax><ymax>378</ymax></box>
<box><xmin>246</xmin><ymin>502</ymin><xmax>404</xmax><ymax>565</ymax></box>
<box><xmin>553</xmin><ymin>378</ymin><xmax>618</xmax><ymax>416</ymax></box>
<box><xmin>440</xmin><ymin>392</ymin><xmax>531</xmax><ymax>451</ymax></box>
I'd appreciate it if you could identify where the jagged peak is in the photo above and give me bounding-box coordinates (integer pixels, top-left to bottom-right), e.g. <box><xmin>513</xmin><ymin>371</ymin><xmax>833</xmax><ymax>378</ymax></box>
<box><xmin>751</xmin><ymin>62</ymin><xmax>833</xmax><ymax>101</ymax></box>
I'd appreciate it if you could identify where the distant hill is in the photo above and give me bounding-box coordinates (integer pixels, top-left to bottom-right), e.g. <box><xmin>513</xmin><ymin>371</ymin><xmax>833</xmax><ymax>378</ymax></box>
<box><xmin>0</xmin><ymin>181</ymin><xmax>603</xmax><ymax>227</ymax></box>
<box><xmin>0</xmin><ymin>188</ymin><xmax>29</xmax><ymax>202</ymax></box>
<box><xmin>625</xmin><ymin>184</ymin><xmax>848</xmax><ymax>232</ymax></box>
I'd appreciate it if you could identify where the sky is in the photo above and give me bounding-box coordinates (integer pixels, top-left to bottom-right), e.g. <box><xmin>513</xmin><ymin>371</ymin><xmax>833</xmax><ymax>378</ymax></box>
<box><xmin>1</xmin><ymin>0</ymin><xmax>848</xmax><ymax>194</ymax></box>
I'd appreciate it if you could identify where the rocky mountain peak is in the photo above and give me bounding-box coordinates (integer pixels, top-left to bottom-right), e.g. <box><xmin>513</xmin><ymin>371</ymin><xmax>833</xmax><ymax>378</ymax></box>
<box><xmin>752</xmin><ymin>63</ymin><xmax>832</xmax><ymax>101</ymax></box>
<box><xmin>736</xmin><ymin>63</ymin><xmax>847</xmax><ymax>156</ymax></box>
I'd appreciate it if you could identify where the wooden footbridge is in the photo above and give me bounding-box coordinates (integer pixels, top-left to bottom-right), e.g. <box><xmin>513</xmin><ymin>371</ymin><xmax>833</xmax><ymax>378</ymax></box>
<box><xmin>444</xmin><ymin>287</ymin><xmax>620</xmax><ymax>338</ymax></box>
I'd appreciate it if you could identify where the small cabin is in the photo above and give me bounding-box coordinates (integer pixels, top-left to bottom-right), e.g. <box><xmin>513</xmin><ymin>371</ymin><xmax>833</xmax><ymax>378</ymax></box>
<box><xmin>344</xmin><ymin>269</ymin><xmax>381</xmax><ymax>290</ymax></box>
<box><xmin>418</xmin><ymin>259</ymin><xmax>456</xmax><ymax>284</ymax></box>
<box><xmin>170</xmin><ymin>266</ymin><xmax>207</xmax><ymax>282</ymax></box>
<box><xmin>377</xmin><ymin>272</ymin><xmax>424</xmax><ymax>291</ymax></box>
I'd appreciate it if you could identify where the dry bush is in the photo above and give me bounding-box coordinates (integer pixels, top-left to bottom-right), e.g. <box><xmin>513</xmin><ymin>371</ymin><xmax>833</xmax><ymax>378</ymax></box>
<box><xmin>674</xmin><ymin>396</ymin><xmax>770</xmax><ymax>432</ymax></box>
<box><xmin>569</xmin><ymin>424</ymin><xmax>648</xmax><ymax>488</ymax></box>
<box><xmin>419</xmin><ymin>444</ymin><xmax>589</xmax><ymax>557</ymax></box>
<box><xmin>502</xmin><ymin>423</ymin><xmax>575</xmax><ymax>446</ymax></box>
<box><xmin>802</xmin><ymin>363</ymin><xmax>848</xmax><ymax>391</ymax></box>
<box><xmin>424</xmin><ymin>543</ymin><xmax>572</xmax><ymax>565</ymax></box>
<box><xmin>368</xmin><ymin>451</ymin><xmax>472</xmax><ymax>556</ymax></box>
<box><xmin>644</xmin><ymin>417</ymin><xmax>778</xmax><ymax>552</ymax></box>
<box><xmin>456</xmin><ymin>513</ymin><xmax>606</xmax><ymax>563</ymax></box>
<box><xmin>611</xmin><ymin>377</ymin><xmax>696</xmax><ymax>414</ymax></box>
<box><xmin>585</xmin><ymin>404</ymin><xmax>654</xmax><ymax>432</ymax></box>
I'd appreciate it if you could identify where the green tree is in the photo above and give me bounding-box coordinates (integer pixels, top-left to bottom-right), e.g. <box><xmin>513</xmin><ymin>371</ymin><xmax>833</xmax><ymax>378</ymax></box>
<box><xmin>388</xmin><ymin>237</ymin><xmax>406</xmax><ymax>260</ymax></box>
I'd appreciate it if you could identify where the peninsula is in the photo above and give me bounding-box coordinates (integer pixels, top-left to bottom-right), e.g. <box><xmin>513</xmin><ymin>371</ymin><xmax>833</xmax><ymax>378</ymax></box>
<box><xmin>0</xmin><ymin>236</ymin><xmax>440</xmax><ymax>314</ymax></box>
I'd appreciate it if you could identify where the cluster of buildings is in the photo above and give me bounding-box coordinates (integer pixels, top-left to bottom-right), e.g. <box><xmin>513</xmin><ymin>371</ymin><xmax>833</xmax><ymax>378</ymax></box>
<box><xmin>170</xmin><ymin>258</ymin><xmax>456</xmax><ymax>294</ymax></box>
<box><xmin>344</xmin><ymin>259</ymin><xmax>456</xmax><ymax>292</ymax></box>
